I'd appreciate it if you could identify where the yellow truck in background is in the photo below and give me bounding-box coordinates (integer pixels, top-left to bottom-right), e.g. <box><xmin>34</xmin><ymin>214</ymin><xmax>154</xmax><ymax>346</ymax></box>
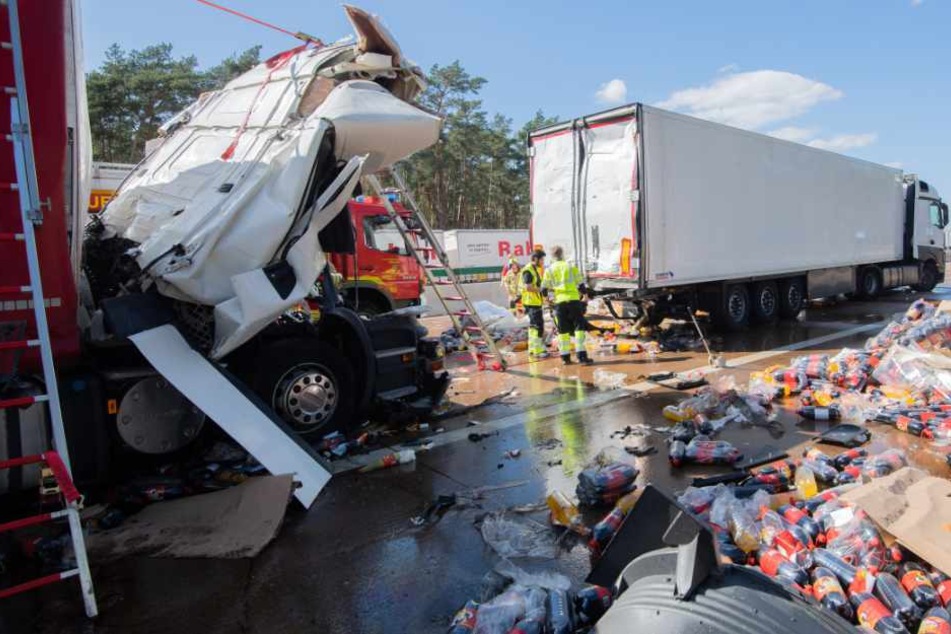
<box><xmin>88</xmin><ymin>161</ymin><xmax>134</xmax><ymax>216</ymax></box>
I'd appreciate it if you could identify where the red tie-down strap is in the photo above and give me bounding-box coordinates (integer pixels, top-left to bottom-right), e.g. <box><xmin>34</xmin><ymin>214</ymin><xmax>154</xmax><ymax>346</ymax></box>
<box><xmin>41</xmin><ymin>451</ymin><xmax>81</xmax><ymax>504</ymax></box>
<box><xmin>220</xmin><ymin>44</ymin><xmax>309</xmax><ymax>161</ymax></box>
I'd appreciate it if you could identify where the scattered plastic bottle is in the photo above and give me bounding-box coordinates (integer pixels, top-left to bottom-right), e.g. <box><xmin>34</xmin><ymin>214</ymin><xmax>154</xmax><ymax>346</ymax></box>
<box><xmin>795</xmin><ymin>463</ymin><xmax>819</xmax><ymax>500</ymax></box>
<box><xmin>588</xmin><ymin>491</ymin><xmax>639</xmax><ymax>552</ymax></box>
<box><xmin>575</xmin><ymin>586</ymin><xmax>612</xmax><ymax>625</ymax></box>
<box><xmin>801</xmin><ymin>458</ymin><xmax>840</xmax><ymax>485</ymax></box>
<box><xmin>863</xmin><ymin>450</ymin><xmax>908</xmax><ymax>479</ymax></box>
<box><xmin>682</xmin><ymin>439</ymin><xmax>743</xmax><ymax>466</ymax></box>
<box><xmin>668</xmin><ymin>440</ymin><xmax>687</xmax><ymax>467</ymax></box>
<box><xmin>928</xmin><ymin>570</ymin><xmax>951</xmax><ymax>607</ymax></box>
<box><xmin>813</xmin><ymin>566</ymin><xmax>854</xmax><ymax>620</ymax></box>
<box><xmin>448</xmin><ymin>600</ymin><xmax>479</xmax><ymax>633</ymax></box>
<box><xmin>546</xmin><ymin>589</ymin><xmax>575</xmax><ymax>634</ymax></box>
<box><xmin>834</xmin><ymin>448</ymin><xmax>868</xmax><ymax>470</ymax></box>
<box><xmin>894</xmin><ymin>415</ymin><xmax>929</xmax><ymax>437</ymax></box>
<box><xmin>919</xmin><ymin>607</ymin><xmax>951</xmax><ymax>634</ymax></box>
<box><xmin>802</xmin><ymin>489</ymin><xmax>842</xmax><ymax>514</ymax></box>
<box><xmin>798</xmin><ymin>406</ymin><xmax>842</xmax><ymax>421</ymax></box>
<box><xmin>358</xmin><ymin>449</ymin><xmax>416</xmax><ymax>473</ymax></box>
<box><xmin>851</xmin><ymin>591</ymin><xmax>910</xmax><ymax>633</ymax></box>
<box><xmin>876</xmin><ymin>572</ymin><xmax>923</xmax><ymax>630</ymax></box>
<box><xmin>814</xmin><ymin>548</ymin><xmax>859</xmax><ymax>586</ymax></box>
<box><xmin>899</xmin><ymin>562</ymin><xmax>939</xmax><ymax>610</ymax></box>
<box><xmin>758</xmin><ymin>548</ymin><xmax>809</xmax><ymax>587</ymax></box>
<box><xmin>779</xmin><ymin>504</ymin><xmax>822</xmax><ymax>543</ymax></box>
<box><xmin>546</xmin><ymin>491</ymin><xmax>589</xmax><ymax>536</ymax></box>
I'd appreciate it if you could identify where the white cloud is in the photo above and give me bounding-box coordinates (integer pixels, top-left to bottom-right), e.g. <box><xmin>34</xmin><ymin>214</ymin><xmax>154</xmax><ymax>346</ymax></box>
<box><xmin>885</xmin><ymin>161</ymin><xmax>904</xmax><ymax>169</ymax></box>
<box><xmin>807</xmin><ymin>133</ymin><xmax>878</xmax><ymax>152</ymax></box>
<box><xmin>768</xmin><ymin>126</ymin><xmax>817</xmax><ymax>143</ymax></box>
<box><xmin>595</xmin><ymin>79</ymin><xmax>627</xmax><ymax>104</ymax></box>
<box><xmin>717</xmin><ymin>63</ymin><xmax>739</xmax><ymax>74</ymax></box>
<box><xmin>768</xmin><ymin>126</ymin><xmax>878</xmax><ymax>153</ymax></box>
<box><xmin>656</xmin><ymin>70</ymin><xmax>843</xmax><ymax>129</ymax></box>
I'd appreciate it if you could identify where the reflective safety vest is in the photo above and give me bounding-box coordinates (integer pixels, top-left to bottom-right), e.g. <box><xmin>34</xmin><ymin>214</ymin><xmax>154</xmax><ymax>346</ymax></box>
<box><xmin>520</xmin><ymin>265</ymin><xmax>543</xmax><ymax>307</ymax></box>
<box><xmin>544</xmin><ymin>260</ymin><xmax>582</xmax><ymax>304</ymax></box>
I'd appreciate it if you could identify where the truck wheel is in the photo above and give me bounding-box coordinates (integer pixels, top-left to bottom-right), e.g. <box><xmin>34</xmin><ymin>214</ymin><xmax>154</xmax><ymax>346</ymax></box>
<box><xmin>717</xmin><ymin>284</ymin><xmax>750</xmax><ymax>331</ymax></box>
<box><xmin>349</xmin><ymin>294</ymin><xmax>390</xmax><ymax>318</ymax></box>
<box><xmin>857</xmin><ymin>267</ymin><xmax>882</xmax><ymax>299</ymax></box>
<box><xmin>252</xmin><ymin>340</ymin><xmax>356</xmax><ymax>437</ymax></box>
<box><xmin>913</xmin><ymin>261</ymin><xmax>939</xmax><ymax>292</ymax></box>
<box><xmin>778</xmin><ymin>278</ymin><xmax>805</xmax><ymax>319</ymax></box>
<box><xmin>750</xmin><ymin>281</ymin><xmax>779</xmax><ymax>324</ymax></box>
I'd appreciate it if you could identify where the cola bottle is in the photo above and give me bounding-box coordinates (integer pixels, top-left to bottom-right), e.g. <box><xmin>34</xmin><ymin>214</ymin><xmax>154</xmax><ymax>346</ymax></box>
<box><xmin>813</xmin><ymin>547</ymin><xmax>859</xmax><ymax>586</ymax></box>
<box><xmin>575</xmin><ymin>586</ymin><xmax>612</xmax><ymax>625</ymax></box>
<box><xmin>918</xmin><ymin>607</ymin><xmax>951</xmax><ymax>634</ymax></box>
<box><xmin>758</xmin><ymin>548</ymin><xmax>808</xmax><ymax>587</ymax></box>
<box><xmin>929</xmin><ymin>570</ymin><xmax>951</xmax><ymax>607</ymax></box>
<box><xmin>668</xmin><ymin>440</ymin><xmax>686</xmax><ymax>467</ymax></box>
<box><xmin>834</xmin><ymin>448</ymin><xmax>868</xmax><ymax>469</ymax></box>
<box><xmin>798</xmin><ymin>406</ymin><xmax>842</xmax><ymax>421</ymax></box>
<box><xmin>812</xmin><ymin>566</ymin><xmax>854</xmax><ymax>620</ymax></box>
<box><xmin>899</xmin><ymin>562</ymin><xmax>940</xmax><ymax>609</ymax></box>
<box><xmin>876</xmin><ymin>571</ymin><xmax>923</xmax><ymax>630</ymax></box>
<box><xmin>850</xmin><ymin>591</ymin><xmax>909</xmax><ymax>633</ymax></box>
<box><xmin>779</xmin><ymin>503</ymin><xmax>821</xmax><ymax>543</ymax></box>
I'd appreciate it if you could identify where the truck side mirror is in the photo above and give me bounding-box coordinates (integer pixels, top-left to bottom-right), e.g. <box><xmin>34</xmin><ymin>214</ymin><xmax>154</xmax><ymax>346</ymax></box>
<box><xmin>942</xmin><ymin>203</ymin><xmax>949</xmax><ymax>228</ymax></box>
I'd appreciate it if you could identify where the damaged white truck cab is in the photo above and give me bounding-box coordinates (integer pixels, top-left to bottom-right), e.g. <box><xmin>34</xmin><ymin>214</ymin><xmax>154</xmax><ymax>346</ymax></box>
<box><xmin>529</xmin><ymin>104</ymin><xmax>948</xmax><ymax>329</ymax></box>
<box><xmin>82</xmin><ymin>6</ymin><xmax>449</xmax><ymax>445</ymax></box>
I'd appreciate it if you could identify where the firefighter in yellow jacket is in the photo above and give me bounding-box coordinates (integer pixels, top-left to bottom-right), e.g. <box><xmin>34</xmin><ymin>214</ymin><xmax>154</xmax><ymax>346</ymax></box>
<box><xmin>520</xmin><ymin>249</ymin><xmax>549</xmax><ymax>360</ymax></box>
<box><xmin>542</xmin><ymin>245</ymin><xmax>593</xmax><ymax>365</ymax></box>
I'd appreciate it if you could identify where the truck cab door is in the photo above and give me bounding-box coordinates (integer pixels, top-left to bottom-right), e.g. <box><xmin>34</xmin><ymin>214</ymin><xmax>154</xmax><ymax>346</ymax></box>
<box><xmin>362</xmin><ymin>214</ymin><xmax>419</xmax><ymax>303</ymax></box>
<box><xmin>914</xmin><ymin>194</ymin><xmax>947</xmax><ymax>268</ymax></box>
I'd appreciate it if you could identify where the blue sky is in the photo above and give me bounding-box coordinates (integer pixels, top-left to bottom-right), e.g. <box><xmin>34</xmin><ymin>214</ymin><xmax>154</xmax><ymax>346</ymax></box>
<box><xmin>83</xmin><ymin>0</ymin><xmax>949</xmax><ymax>190</ymax></box>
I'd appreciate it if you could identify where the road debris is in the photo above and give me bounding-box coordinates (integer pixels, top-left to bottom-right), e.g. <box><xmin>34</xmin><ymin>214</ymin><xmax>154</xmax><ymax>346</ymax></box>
<box><xmin>576</xmin><ymin>461</ymin><xmax>638</xmax><ymax>507</ymax></box>
<box><xmin>479</xmin><ymin>513</ymin><xmax>556</xmax><ymax>559</ymax></box>
<box><xmin>357</xmin><ymin>449</ymin><xmax>416</xmax><ymax>473</ymax></box>
<box><xmin>468</xmin><ymin>431</ymin><xmax>499</xmax><ymax>442</ymax></box>
<box><xmin>592</xmin><ymin>369</ymin><xmax>626</xmax><ymax>391</ymax></box>
<box><xmin>410</xmin><ymin>494</ymin><xmax>457</xmax><ymax>527</ymax></box>
<box><xmin>623</xmin><ymin>445</ymin><xmax>657</xmax><ymax>457</ymax></box>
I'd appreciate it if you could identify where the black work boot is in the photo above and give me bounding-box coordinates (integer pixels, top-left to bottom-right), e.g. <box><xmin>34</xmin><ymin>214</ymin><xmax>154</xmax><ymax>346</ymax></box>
<box><xmin>577</xmin><ymin>351</ymin><xmax>594</xmax><ymax>365</ymax></box>
<box><xmin>561</xmin><ymin>354</ymin><xmax>573</xmax><ymax>366</ymax></box>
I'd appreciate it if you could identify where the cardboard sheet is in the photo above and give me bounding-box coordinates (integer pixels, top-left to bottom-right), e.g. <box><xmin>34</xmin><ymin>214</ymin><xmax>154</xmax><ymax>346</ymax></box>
<box><xmin>88</xmin><ymin>475</ymin><xmax>294</xmax><ymax>559</ymax></box>
<box><xmin>842</xmin><ymin>467</ymin><xmax>951</xmax><ymax>575</ymax></box>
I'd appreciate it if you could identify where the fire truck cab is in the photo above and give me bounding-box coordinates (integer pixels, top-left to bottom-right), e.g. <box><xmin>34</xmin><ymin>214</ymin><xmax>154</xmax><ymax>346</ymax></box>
<box><xmin>328</xmin><ymin>196</ymin><xmax>428</xmax><ymax>316</ymax></box>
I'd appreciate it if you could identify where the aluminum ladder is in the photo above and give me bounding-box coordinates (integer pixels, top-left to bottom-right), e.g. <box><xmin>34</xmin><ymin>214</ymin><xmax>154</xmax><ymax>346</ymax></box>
<box><xmin>366</xmin><ymin>172</ymin><xmax>506</xmax><ymax>371</ymax></box>
<box><xmin>0</xmin><ymin>0</ymin><xmax>97</xmax><ymax>617</ymax></box>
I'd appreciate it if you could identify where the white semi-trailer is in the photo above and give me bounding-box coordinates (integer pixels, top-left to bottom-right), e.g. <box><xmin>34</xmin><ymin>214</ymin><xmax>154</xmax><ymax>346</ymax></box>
<box><xmin>529</xmin><ymin>104</ymin><xmax>947</xmax><ymax>328</ymax></box>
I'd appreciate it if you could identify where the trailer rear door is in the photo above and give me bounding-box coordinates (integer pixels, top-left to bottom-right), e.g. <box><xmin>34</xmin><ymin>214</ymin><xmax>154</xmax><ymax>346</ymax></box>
<box><xmin>529</xmin><ymin>106</ymin><xmax>640</xmax><ymax>284</ymax></box>
<box><xmin>528</xmin><ymin>125</ymin><xmax>577</xmax><ymax>259</ymax></box>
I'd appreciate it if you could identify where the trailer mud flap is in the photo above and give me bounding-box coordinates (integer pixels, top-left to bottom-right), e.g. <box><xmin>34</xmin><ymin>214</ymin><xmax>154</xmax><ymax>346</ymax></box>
<box><xmin>129</xmin><ymin>324</ymin><xmax>331</xmax><ymax>508</ymax></box>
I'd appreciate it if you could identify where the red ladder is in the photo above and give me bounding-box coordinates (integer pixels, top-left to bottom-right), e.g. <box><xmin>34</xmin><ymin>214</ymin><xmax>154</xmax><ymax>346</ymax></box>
<box><xmin>0</xmin><ymin>0</ymin><xmax>97</xmax><ymax>617</ymax></box>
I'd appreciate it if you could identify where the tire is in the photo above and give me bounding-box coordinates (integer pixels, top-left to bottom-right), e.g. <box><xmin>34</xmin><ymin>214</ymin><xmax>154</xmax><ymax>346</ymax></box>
<box><xmin>913</xmin><ymin>261</ymin><xmax>939</xmax><ymax>292</ymax></box>
<box><xmin>750</xmin><ymin>281</ymin><xmax>779</xmax><ymax>324</ymax></box>
<box><xmin>349</xmin><ymin>294</ymin><xmax>390</xmax><ymax>318</ymax></box>
<box><xmin>857</xmin><ymin>267</ymin><xmax>882</xmax><ymax>299</ymax></box>
<box><xmin>778</xmin><ymin>278</ymin><xmax>805</xmax><ymax>319</ymax></box>
<box><xmin>716</xmin><ymin>283</ymin><xmax>750</xmax><ymax>331</ymax></box>
<box><xmin>251</xmin><ymin>339</ymin><xmax>356</xmax><ymax>437</ymax></box>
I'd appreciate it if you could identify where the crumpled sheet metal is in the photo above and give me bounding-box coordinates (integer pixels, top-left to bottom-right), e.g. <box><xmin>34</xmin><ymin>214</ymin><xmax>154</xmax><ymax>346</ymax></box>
<box><xmin>97</xmin><ymin>7</ymin><xmax>440</xmax><ymax>358</ymax></box>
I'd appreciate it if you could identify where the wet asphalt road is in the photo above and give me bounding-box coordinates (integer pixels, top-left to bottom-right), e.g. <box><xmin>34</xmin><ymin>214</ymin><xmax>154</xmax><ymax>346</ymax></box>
<box><xmin>7</xmin><ymin>289</ymin><xmax>951</xmax><ymax>634</ymax></box>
